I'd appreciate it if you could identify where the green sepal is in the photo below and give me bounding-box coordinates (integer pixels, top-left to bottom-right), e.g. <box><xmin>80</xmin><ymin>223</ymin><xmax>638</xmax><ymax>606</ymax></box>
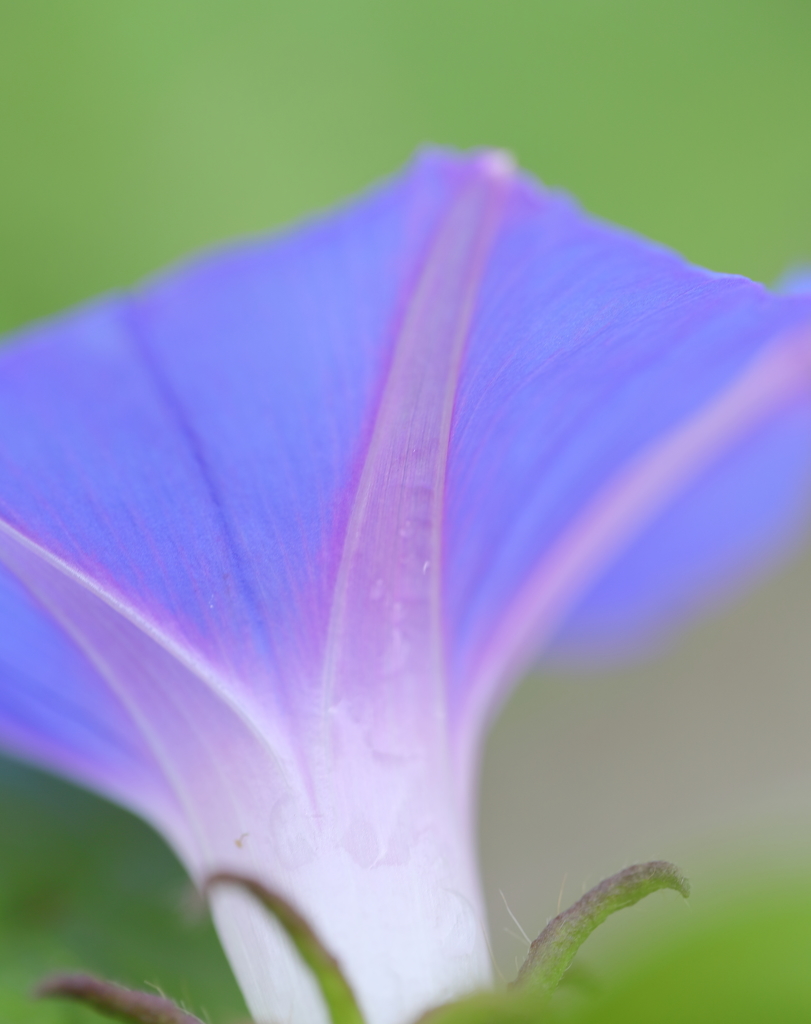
<box><xmin>206</xmin><ymin>871</ymin><xmax>366</xmax><ymax>1024</ymax></box>
<box><xmin>35</xmin><ymin>973</ymin><xmax>204</xmax><ymax>1024</ymax></box>
<box><xmin>514</xmin><ymin>860</ymin><xmax>690</xmax><ymax>995</ymax></box>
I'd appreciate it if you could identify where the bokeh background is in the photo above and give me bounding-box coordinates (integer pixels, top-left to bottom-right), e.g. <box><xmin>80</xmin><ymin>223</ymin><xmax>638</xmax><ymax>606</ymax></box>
<box><xmin>1</xmin><ymin>2</ymin><xmax>811</xmax><ymax>1021</ymax></box>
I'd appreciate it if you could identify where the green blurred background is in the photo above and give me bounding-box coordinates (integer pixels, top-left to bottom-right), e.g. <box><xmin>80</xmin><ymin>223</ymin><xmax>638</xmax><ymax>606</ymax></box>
<box><xmin>1</xmin><ymin>2</ymin><xmax>811</xmax><ymax>1022</ymax></box>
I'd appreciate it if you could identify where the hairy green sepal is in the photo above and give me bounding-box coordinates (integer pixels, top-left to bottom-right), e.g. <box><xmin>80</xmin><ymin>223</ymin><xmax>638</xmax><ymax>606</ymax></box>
<box><xmin>513</xmin><ymin>860</ymin><xmax>690</xmax><ymax>994</ymax></box>
<box><xmin>34</xmin><ymin>861</ymin><xmax>688</xmax><ymax>1024</ymax></box>
<box><xmin>36</xmin><ymin>973</ymin><xmax>205</xmax><ymax>1024</ymax></box>
<box><xmin>206</xmin><ymin>871</ymin><xmax>366</xmax><ymax>1024</ymax></box>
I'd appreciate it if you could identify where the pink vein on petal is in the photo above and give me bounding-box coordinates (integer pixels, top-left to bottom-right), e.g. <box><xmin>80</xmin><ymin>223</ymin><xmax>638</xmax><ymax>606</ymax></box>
<box><xmin>322</xmin><ymin>152</ymin><xmax>514</xmax><ymax>752</ymax></box>
<box><xmin>458</xmin><ymin>324</ymin><xmax>811</xmax><ymax>772</ymax></box>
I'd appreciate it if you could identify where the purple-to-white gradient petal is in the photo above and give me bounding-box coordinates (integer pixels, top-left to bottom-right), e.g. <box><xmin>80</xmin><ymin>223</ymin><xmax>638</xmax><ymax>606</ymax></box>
<box><xmin>0</xmin><ymin>149</ymin><xmax>810</xmax><ymax>1024</ymax></box>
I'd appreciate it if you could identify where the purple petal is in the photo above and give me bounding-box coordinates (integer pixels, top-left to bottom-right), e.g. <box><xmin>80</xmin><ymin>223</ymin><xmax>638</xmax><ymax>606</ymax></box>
<box><xmin>0</xmin><ymin>149</ymin><xmax>810</xmax><ymax>1024</ymax></box>
<box><xmin>0</xmin><ymin>153</ymin><xmax>503</xmax><ymax>1024</ymax></box>
<box><xmin>443</xmin><ymin>179</ymin><xmax>811</xmax><ymax>765</ymax></box>
<box><xmin>777</xmin><ymin>265</ymin><xmax>811</xmax><ymax>295</ymax></box>
<box><xmin>0</xmin><ymin>155</ymin><xmax>475</xmax><ymax>703</ymax></box>
<box><xmin>0</xmin><ymin>560</ymin><xmax>182</xmax><ymax>830</ymax></box>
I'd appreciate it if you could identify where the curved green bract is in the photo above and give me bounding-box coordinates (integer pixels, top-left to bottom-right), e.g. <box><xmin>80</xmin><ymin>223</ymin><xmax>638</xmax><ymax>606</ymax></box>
<box><xmin>36</xmin><ymin>973</ymin><xmax>204</xmax><ymax>1024</ymax></box>
<box><xmin>206</xmin><ymin>872</ymin><xmax>366</xmax><ymax>1024</ymax></box>
<box><xmin>514</xmin><ymin>861</ymin><xmax>690</xmax><ymax>994</ymax></box>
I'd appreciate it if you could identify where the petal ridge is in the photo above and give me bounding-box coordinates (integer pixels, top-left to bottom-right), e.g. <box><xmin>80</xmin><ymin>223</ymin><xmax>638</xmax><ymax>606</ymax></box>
<box><xmin>122</xmin><ymin>297</ymin><xmax>272</xmax><ymax>649</ymax></box>
<box><xmin>322</xmin><ymin>152</ymin><xmax>515</xmax><ymax>754</ymax></box>
<box><xmin>0</xmin><ymin>516</ymin><xmax>292</xmax><ymax>817</ymax></box>
<box><xmin>456</xmin><ymin>324</ymin><xmax>811</xmax><ymax>768</ymax></box>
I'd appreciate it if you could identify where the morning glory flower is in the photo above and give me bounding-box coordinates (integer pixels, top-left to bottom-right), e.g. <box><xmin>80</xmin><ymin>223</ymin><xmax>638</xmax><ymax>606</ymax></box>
<box><xmin>0</xmin><ymin>149</ymin><xmax>810</xmax><ymax>1024</ymax></box>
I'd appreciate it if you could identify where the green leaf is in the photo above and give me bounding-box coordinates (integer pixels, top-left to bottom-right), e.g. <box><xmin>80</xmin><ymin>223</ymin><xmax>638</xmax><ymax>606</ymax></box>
<box><xmin>559</xmin><ymin>869</ymin><xmax>811</xmax><ymax>1024</ymax></box>
<box><xmin>0</xmin><ymin>756</ymin><xmax>246</xmax><ymax>1024</ymax></box>
<box><xmin>416</xmin><ymin>989</ymin><xmax>547</xmax><ymax>1024</ymax></box>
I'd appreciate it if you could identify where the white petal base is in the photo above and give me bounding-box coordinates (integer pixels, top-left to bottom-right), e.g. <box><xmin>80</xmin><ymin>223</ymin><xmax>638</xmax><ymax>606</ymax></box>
<box><xmin>210</xmin><ymin>842</ymin><xmax>493</xmax><ymax>1024</ymax></box>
